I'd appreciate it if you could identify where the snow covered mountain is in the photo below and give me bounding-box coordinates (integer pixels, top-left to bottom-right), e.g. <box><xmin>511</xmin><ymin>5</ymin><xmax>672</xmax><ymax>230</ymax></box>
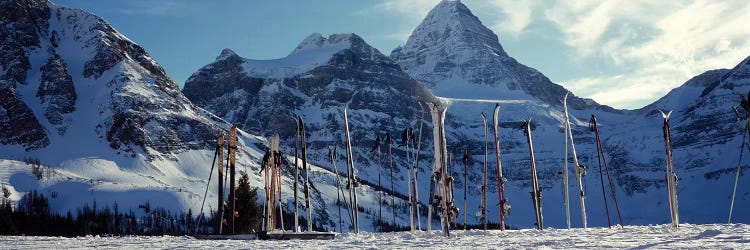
<box><xmin>183</xmin><ymin>33</ymin><xmax>436</xmax><ymax>137</ymax></box>
<box><xmin>185</xmin><ymin>0</ymin><xmax>750</xmax><ymax>231</ymax></box>
<box><xmin>389</xmin><ymin>0</ymin><xmax>611</xmax><ymax>112</ymax></box>
<box><xmin>183</xmin><ymin>32</ymin><xmax>439</xmax><ymax>231</ymax></box>
<box><xmin>386</xmin><ymin>0</ymin><xmax>637</xmax><ymax>228</ymax></box>
<box><xmin>0</xmin><ymin>0</ymin><xmax>279</xmax><ymax>218</ymax></box>
<box><xmin>385</xmin><ymin>0</ymin><xmax>750</xmax><ymax>229</ymax></box>
<box><xmin>0</xmin><ymin>0</ymin><xmax>226</xmax><ymax>158</ymax></box>
<box><xmin>0</xmin><ymin>0</ymin><xmax>420</xmax><ymax>233</ymax></box>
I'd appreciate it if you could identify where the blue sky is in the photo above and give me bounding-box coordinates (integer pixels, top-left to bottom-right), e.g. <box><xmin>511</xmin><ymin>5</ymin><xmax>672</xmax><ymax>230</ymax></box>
<box><xmin>53</xmin><ymin>0</ymin><xmax>750</xmax><ymax>109</ymax></box>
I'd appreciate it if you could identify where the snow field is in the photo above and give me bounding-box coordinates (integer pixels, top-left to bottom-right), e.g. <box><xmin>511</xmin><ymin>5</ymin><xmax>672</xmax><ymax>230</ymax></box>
<box><xmin>1</xmin><ymin>224</ymin><xmax>749</xmax><ymax>249</ymax></box>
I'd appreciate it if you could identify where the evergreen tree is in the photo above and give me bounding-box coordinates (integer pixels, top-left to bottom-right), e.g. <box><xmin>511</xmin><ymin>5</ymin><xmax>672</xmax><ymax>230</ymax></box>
<box><xmin>0</xmin><ymin>185</ymin><xmax>16</xmax><ymax>234</ymax></box>
<box><xmin>233</xmin><ymin>173</ymin><xmax>262</xmax><ymax>233</ymax></box>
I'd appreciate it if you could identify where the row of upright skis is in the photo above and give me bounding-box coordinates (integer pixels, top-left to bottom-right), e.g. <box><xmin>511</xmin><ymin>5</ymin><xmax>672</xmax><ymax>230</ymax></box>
<box><xmin>201</xmin><ymin>91</ymin><xmax>750</xmax><ymax>237</ymax></box>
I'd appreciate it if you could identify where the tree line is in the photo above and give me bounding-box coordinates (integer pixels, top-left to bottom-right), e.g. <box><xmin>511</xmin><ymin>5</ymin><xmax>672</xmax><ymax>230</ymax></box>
<box><xmin>0</xmin><ymin>173</ymin><xmax>262</xmax><ymax>236</ymax></box>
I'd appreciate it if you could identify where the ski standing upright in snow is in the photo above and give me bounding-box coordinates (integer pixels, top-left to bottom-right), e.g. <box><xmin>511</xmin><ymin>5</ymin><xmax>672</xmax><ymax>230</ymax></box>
<box><xmin>217</xmin><ymin>132</ymin><xmax>226</xmax><ymax>234</ymax></box>
<box><xmin>262</xmin><ymin>149</ymin><xmax>274</xmax><ymax>230</ymax></box>
<box><xmin>228</xmin><ymin>126</ymin><xmax>238</xmax><ymax>234</ymax></box>
<box><xmin>371</xmin><ymin>134</ymin><xmax>382</xmax><ymax>230</ymax></box>
<box><xmin>523</xmin><ymin>118</ymin><xmax>543</xmax><ymax>230</ymax></box>
<box><xmin>462</xmin><ymin>149</ymin><xmax>469</xmax><ymax>230</ymax></box>
<box><xmin>330</xmin><ymin>146</ymin><xmax>350</xmax><ymax>233</ymax></box>
<box><xmin>562</xmin><ymin>97</ymin><xmax>571</xmax><ymax>230</ymax></box>
<box><xmin>343</xmin><ymin>108</ymin><xmax>360</xmax><ymax>233</ymax></box>
<box><xmin>403</xmin><ymin>128</ymin><xmax>415</xmax><ymax>232</ymax></box>
<box><xmin>429</xmin><ymin>102</ymin><xmax>453</xmax><ymax>236</ymax></box>
<box><xmin>492</xmin><ymin>103</ymin><xmax>508</xmax><ymax>230</ymax></box>
<box><xmin>386</xmin><ymin>132</ymin><xmax>395</xmax><ymax>228</ymax></box>
<box><xmin>299</xmin><ymin>117</ymin><xmax>314</xmax><ymax>232</ymax></box>
<box><xmin>413</xmin><ymin>102</ymin><xmax>425</xmax><ymax>231</ymax></box>
<box><xmin>480</xmin><ymin>112</ymin><xmax>489</xmax><ymax>230</ymax></box>
<box><xmin>294</xmin><ymin>120</ymin><xmax>301</xmax><ymax>232</ymax></box>
<box><xmin>275</xmin><ymin>137</ymin><xmax>285</xmax><ymax>231</ymax></box>
<box><xmin>262</xmin><ymin>134</ymin><xmax>283</xmax><ymax>231</ymax></box>
<box><xmin>659</xmin><ymin>110</ymin><xmax>679</xmax><ymax>228</ymax></box>
<box><xmin>564</xmin><ymin>93</ymin><xmax>587</xmax><ymax>228</ymax></box>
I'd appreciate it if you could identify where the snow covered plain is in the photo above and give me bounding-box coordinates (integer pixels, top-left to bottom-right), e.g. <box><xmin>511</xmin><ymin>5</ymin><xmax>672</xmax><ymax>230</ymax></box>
<box><xmin>2</xmin><ymin>224</ymin><xmax>749</xmax><ymax>249</ymax></box>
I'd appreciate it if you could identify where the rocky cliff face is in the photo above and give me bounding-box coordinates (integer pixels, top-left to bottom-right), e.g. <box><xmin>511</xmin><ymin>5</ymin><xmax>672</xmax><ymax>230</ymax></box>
<box><xmin>0</xmin><ymin>0</ymin><xmax>226</xmax><ymax>160</ymax></box>
<box><xmin>184</xmin><ymin>33</ymin><xmax>436</xmax><ymax>151</ymax></box>
<box><xmin>0</xmin><ymin>0</ymin><xmax>51</xmax><ymax>151</ymax></box>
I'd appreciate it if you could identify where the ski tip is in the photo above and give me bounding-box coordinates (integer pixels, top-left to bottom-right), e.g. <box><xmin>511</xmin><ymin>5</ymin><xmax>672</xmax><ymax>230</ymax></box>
<box><xmin>521</xmin><ymin>117</ymin><xmax>532</xmax><ymax>129</ymax></box>
<box><xmin>657</xmin><ymin>110</ymin><xmax>672</xmax><ymax>119</ymax></box>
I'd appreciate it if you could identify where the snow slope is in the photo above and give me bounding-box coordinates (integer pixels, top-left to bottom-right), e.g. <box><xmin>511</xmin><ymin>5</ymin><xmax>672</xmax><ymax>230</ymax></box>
<box><xmin>0</xmin><ymin>0</ymin><xmax>269</xmax><ymax>218</ymax></box>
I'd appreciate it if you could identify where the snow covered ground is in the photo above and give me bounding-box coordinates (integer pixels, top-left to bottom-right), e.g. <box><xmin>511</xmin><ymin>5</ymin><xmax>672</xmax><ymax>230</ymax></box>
<box><xmin>2</xmin><ymin>224</ymin><xmax>749</xmax><ymax>249</ymax></box>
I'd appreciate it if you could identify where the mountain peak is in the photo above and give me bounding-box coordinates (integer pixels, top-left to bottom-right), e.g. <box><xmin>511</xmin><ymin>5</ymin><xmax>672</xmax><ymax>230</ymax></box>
<box><xmin>398</xmin><ymin>0</ymin><xmax>506</xmax><ymax>57</ymax></box>
<box><xmin>389</xmin><ymin>0</ymin><xmax>511</xmax><ymax>92</ymax></box>
<box><xmin>216</xmin><ymin>48</ymin><xmax>238</xmax><ymax>61</ymax></box>
<box><xmin>390</xmin><ymin>1</ymin><xmax>609</xmax><ymax>110</ymax></box>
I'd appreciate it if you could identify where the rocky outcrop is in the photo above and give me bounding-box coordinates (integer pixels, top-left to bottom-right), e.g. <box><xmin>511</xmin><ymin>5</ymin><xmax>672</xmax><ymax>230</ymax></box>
<box><xmin>0</xmin><ymin>0</ymin><xmax>51</xmax><ymax>150</ymax></box>
<box><xmin>37</xmin><ymin>52</ymin><xmax>75</xmax><ymax>134</ymax></box>
<box><xmin>184</xmin><ymin>33</ymin><xmax>436</xmax><ymax>143</ymax></box>
<box><xmin>0</xmin><ymin>0</ymin><xmax>226</xmax><ymax>158</ymax></box>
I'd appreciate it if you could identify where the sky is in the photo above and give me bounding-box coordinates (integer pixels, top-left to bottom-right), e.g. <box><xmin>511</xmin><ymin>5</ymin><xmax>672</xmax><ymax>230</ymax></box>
<box><xmin>52</xmin><ymin>0</ymin><xmax>750</xmax><ymax>109</ymax></box>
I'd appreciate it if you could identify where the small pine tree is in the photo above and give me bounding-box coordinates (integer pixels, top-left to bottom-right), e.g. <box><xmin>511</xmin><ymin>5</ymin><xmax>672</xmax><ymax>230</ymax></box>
<box><xmin>1</xmin><ymin>185</ymin><xmax>9</xmax><ymax>199</ymax></box>
<box><xmin>0</xmin><ymin>185</ymin><xmax>16</xmax><ymax>234</ymax></box>
<box><xmin>233</xmin><ymin>173</ymin><xmax>262</xmax><ymax>233</ymax></box>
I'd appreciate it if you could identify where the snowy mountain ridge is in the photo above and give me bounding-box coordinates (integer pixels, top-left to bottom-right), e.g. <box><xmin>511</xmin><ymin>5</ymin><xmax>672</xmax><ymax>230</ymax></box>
<box><xmin>238</xmin><ymin>33</ymin><xmax>355</xmax><ymax>79</ymax></box>
<box><xmin>184</xmin><ymin>0</ymin><xmax>750</xmax><ymax>231</ymax></box>
<box><xmin>0</xmin><ymin>0</ymin><xmax>278</xmax><ymax>219</ymax></box>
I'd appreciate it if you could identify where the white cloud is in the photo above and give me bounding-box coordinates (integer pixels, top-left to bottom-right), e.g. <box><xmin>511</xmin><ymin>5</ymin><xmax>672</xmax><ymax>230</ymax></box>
<box><xmin>488</xmin><ymin>0</ymin><xmax>750</xmax><ymax>108</ymax></box>
<box><xmin>485</xmin><ymin>0</ymin><xmax>536</xmax><ymax>38</ymax></box>
<box><xmin>564</xmin><ymin>68</ymin><xmax>688</xmax><ymax>109</ymax></box>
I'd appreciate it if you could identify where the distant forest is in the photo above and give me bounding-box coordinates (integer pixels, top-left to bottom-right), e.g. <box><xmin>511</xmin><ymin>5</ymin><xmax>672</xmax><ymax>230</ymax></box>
<box><xmin>0</xmin><ymin>173</ymin><xmax>262</xmax><ymax>236</ymax></box>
